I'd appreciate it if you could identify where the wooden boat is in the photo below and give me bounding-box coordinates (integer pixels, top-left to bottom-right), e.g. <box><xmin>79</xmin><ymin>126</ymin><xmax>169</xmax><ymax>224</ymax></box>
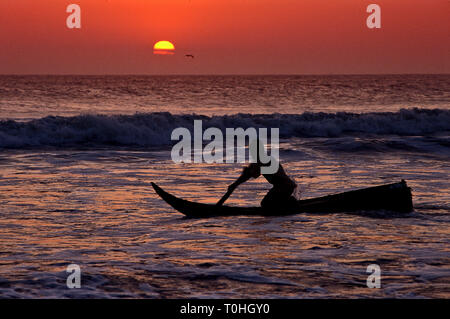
<box><xmin>151</xmin><ymin>180</ymin><xmax>413</xmax><ymax>218</ymax></box>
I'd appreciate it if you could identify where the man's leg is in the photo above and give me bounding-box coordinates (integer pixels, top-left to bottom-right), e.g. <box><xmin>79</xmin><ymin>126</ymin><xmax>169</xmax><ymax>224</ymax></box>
<box><xmin>261</xmin><ymin>187</ymin><xmax>298</xmax><ymax>212</ymax></box>
<box><xmin>261</xmin><ymin>187</ymin><xmax>278</xmax><ymax>209</ymax></box>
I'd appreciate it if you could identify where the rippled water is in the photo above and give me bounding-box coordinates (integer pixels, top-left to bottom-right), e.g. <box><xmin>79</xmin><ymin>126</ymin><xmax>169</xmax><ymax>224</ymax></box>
<box><xmin>0</xmin><ymin>146</ymin><xmax>448</xmax><ymax>298</ymax></box>
<box><xmin>0</xmin><ymin>75</ymin><xmax>449</xmax><ymax>298</ymax></box>
<box><xmin>1</xmin><ymin>74</ymin><xmax>449</xmax><ymax>120</ymax></box>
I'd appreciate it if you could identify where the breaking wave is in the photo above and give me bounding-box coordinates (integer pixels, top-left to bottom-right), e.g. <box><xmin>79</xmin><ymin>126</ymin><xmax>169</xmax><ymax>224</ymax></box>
<box><xmin>0</xmin><ymin>108</ymin><xmax>449</xmax><ymax>149</ymax></box>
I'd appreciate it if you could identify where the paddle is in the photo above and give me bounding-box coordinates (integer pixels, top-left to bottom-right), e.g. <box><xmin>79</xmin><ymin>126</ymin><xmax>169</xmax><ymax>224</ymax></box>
<box><xmin>216</xmin><ymin>184</ymin><xmax>237</xmax><ymax>206</ymax></box>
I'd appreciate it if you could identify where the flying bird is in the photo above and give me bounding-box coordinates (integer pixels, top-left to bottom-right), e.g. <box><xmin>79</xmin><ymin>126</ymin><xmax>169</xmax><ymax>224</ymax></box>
<box><xmin>185</xmin><ymin>54</ymin><xmax>195</xmax><ymax>59</ymax></box>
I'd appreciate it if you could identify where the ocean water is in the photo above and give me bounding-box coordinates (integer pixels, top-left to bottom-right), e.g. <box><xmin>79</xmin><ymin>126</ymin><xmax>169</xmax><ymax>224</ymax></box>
<box><xmin>0</xmin><ymin>75</ymin><xmax>449</xmax><ymax>298</ymax></box>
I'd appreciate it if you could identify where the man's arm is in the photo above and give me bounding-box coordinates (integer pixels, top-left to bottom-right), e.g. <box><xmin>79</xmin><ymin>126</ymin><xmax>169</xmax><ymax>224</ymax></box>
<box><xmin>216</xmin><ymin>165</ymin><xmax>260</xmax><ymax>206</ymax></box>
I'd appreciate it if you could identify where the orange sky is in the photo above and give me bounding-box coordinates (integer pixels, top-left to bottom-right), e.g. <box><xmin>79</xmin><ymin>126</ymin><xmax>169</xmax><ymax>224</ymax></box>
<box><xmin>0</xmin><ymin>0</ymin><xmax>448</xmax><ymax>74</ymax></box>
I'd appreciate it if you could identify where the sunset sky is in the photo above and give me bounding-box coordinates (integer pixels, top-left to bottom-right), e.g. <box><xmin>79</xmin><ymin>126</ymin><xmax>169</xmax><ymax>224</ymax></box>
<box><xmin>0</xmin><ymin>0</ymin><xmax>448</xmax><ymax>74</ymax></box>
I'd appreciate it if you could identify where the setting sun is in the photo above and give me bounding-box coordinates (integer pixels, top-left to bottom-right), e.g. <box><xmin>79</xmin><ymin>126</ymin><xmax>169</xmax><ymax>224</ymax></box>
<box><xmin>153</xmin><ymin>40</ymin><xmax>175</xmax><ymax>55</ymax></box>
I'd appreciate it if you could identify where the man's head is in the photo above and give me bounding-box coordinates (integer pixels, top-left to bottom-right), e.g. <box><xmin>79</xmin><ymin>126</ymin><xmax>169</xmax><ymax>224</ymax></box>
<box><xmin>249</xmin><ymin>134</ymin><xmax>280</xmax><ymax>174</ymax></box>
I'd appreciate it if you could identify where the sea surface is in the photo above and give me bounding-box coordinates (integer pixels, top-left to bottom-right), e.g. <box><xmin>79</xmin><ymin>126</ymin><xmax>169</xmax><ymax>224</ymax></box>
<box><xmin>0</xmin><ymin>75</ymin><xmax>449</xmax><ymax>298</ymax></box>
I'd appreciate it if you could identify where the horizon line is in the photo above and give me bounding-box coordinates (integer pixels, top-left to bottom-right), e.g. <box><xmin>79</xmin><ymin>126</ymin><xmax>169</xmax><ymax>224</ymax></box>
<box><xmin>0</xmin><ymin>72</ymin><xmax>449</xmax><ymax>77</ymax></box>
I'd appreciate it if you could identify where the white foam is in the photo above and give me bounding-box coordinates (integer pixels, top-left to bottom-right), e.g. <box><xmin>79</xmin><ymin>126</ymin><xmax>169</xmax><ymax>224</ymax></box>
<box><xmin>0</xmin><ymin>108</ymin><xmax>448</xmax><ymax>148</ymax></box>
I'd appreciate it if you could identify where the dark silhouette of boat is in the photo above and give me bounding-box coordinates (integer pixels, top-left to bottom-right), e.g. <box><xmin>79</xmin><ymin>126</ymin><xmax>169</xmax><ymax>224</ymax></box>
<box><xmin>152</xmin><ymin>180</ymin><xmax>413</xmax><ymax>218</ymax></box>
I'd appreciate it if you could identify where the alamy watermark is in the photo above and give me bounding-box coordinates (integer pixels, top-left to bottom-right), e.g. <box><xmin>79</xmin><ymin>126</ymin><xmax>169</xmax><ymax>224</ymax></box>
<box><xmin>66</xmin><ymin>4</ymin><xmax>81</xmax><ymax>29</ymax></box>
<box><xmin>171</xmin><ymin>120</ymin><xmax>280</xmax><ymax>174</ymax></box>
<box><xmin>65</xmin><ymin>4</ymin><xmax>381</xmax><ymax>30</ymax></box>
<box><xmin>366</xmin><ymin>264</ymin><xmax>381</xmax><ymax>288</ymax></box>
<box><xmin>66</xmin><ymin>264</ymin><xmax>81</xmax><ymax>289</ymax></box>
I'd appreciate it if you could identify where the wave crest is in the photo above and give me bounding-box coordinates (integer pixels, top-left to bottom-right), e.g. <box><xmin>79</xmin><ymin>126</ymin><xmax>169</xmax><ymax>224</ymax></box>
<box><xmin>0</xmin><ymin>108</ymin><xmax>449</xmax><ymax>148</ymax></box>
